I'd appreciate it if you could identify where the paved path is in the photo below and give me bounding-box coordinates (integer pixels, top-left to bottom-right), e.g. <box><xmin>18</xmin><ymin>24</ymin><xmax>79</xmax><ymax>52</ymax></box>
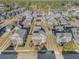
<box><xmin>17</xmin><ymin>52</ymin><xmax>37</xmax><ymax>59</ymax></box>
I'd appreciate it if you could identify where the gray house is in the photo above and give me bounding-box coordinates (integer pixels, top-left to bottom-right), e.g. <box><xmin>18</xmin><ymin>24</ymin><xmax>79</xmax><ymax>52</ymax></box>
<box><xmin>32</xmin><ymin>27</ymin><xmax>47</xmax><ymax>46</ymax></box>
<box><xmin>11</xmin><ymin>28</ymin><xmax>27</xmax><ymax>46</ymax></box>
<box><xmin>71</xmin><ymin>27</ymin><xmax>79</xmax><ymax>44</ymax></box>
<box><xmin>54</xmin><ymin>25</ymin><xmax>72</xmax><ymax>45</ymax></box>
<box><xmin>56</xmin><ymin>32</ymin><xmax>72</xmax><ymax>44</ymax></box>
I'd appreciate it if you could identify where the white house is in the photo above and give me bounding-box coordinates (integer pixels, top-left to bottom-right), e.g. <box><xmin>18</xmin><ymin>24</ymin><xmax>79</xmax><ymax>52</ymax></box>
<box><xmin>56</xmin><ymin>32</ymin><xmax>72</xmax><ymax>44</ymax></box>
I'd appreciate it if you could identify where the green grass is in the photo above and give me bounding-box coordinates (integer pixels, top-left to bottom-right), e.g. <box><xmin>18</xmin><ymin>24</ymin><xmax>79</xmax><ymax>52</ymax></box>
<box><xmin>2</xmin><ymin>0</ymin><xmax>79</xmax><ymax>8</ymax></box>
<box><xmin>63</xmin><ymin>41</ymin><xmax>74</xmax><ymax>52</ymax></box>
<box><xmin>16</xmin><ymin>1</ymin><xmax>69</xmax><ymax>9</ymax></box>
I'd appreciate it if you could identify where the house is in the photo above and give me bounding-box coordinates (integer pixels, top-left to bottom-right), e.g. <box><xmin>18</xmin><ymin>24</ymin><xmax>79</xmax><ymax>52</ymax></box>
<box><xmin>22</xmin><ymin>19</ymin><xmax>32</xmax><ymax>28</ymax></box>
<box><xmin>45</xmin><ymin>12</ymin><xmax>57</xmax><ymax>26</ymax></box>
<box><xmin>0</xmin><ymin>26</ymin><xmax>6</xmax><ymax>37</ymax></box>
<box><xmin>5</xmin><ymin>25</ymin><xmax>14</xmax><ymax>32</ymax></box>
<box><xmin>67</xmin><ymin>6</ymin><xmax>79</xmax><ymax>17</ymax></box>
<box><xmin>33</xmin><ymin>11</ymin><xmax>44</xmax><ymax>18</ymax></box>
<box><xmin>22</xmin><ymin>10</ymin><xmax>33</xmax><ymax>28</ymax></box>
<box><xmin>56</xmin><ymin>32</ymin><xmax>72</xmax><ymax>45</ymax></box>
<box><xmin>32</xmin><ymin>27</ymin><xmax>47</xmax><ymax>46</ymax></box>
<box><xmin>34</xmin><ymin>25</ymin><xmax>41</xmax><ymax>31</ymax></box>
<box><xmin>58</xmin><ymin>17</ymin><xmax>68</xmax><ymax>25</ymax></box>
<box><xmin>11</xmin><ymin>28</ymin><xmax>27</xmax><ymax>46</ymax></box>
<box><xmin>0</xmin><ymin>14</ymin><xmax>5</xmax><ymax>20</ymax></box>
<box><xmin>0</xmin><ymin>3</ymin><xmax>9</xmax><ymax>12</ymax></box>
<box><xmin>71</xmin><ymin>27</ymin><xmax>79</xmax><ymax>42</ymax></box>
<box><xmin>53</xmin><ymin>25</ymin><xmax>72</xmax><ymax>45</ymax></box>
<box><xmin>54</xmin><ymin>25</ymin><xmax>64</xmax><ymax>32</ymax></box>
<box><xmin>0</xmin><ymin>25</ymin><xmax>14</xmax><ymax>36</ymax></box>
